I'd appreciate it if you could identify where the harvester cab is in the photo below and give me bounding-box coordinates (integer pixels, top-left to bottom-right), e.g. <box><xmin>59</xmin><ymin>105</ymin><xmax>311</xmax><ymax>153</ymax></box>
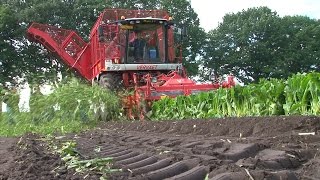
<box><xmin>99</xmin><ymin>17</ymin><xmax>181</xmax><ymax>64</ymax></box>
<box><xmin>26</xmin><ymin>9</ymin><xmax>235</xmax><ymax>120</ymax></box>
<box><xmin>93</xmin><ymin>13</ymin><xmax>188</xmax><ymax>91</ymax></box>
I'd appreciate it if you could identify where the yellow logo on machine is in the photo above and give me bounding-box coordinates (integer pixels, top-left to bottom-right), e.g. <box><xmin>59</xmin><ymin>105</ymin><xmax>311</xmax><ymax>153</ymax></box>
<box><xmin>120</xmin><ymin>25</ymin><xmax>133</xmax><ymax>29</ymax></box>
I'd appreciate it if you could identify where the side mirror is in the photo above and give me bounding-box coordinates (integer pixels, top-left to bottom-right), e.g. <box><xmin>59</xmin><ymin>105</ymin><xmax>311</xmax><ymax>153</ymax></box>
<box><xmin>173</xmin><ymin>25</ymin><xmax>187</xmax><ymax>43</ymax></box>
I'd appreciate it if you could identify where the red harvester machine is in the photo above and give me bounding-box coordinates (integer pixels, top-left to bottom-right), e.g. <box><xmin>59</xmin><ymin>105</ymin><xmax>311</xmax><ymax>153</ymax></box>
<box><xmin>26</xmin><ymin>9</ymin><xmax>235</xmax><ymax>120</ymax></box>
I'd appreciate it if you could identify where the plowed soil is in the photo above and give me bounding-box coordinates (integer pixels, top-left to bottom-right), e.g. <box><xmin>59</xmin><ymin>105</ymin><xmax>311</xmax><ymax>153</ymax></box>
<box><xmin>1</xmin><ymin>115</ymin><xmax>320</xmax><ymax>180</ymax></box>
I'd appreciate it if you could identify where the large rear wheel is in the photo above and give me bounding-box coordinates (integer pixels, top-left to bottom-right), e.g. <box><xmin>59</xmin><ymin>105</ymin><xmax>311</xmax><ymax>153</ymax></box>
<box><xmin>99</xmin><ymin>73</ymin><xmax>123</xmax><ymax>91</ymax></box>
<box><xmin>96</xmin><ymin>73</ymin><xmax>123</xmax><ymax>121</ymax></box>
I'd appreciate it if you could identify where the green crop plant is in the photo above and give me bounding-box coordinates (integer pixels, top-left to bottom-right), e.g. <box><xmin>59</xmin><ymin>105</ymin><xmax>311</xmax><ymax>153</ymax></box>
<box><xmin>0</xmin><ymin>78</ymin><xmax>122</xmax><ymax>136</ymax></box>
<box><xmin>47</xmin><ymin>138</ymin><xmax>121</xmax><ymax>179</ymax></box>
<box><xmin>284</xmin><ymin>72</ymin><xmax>320</xmax><ymax>115</ymax></box>
<box><xmin>309</xmin><ymin>74</ymin><xmax>320</xmax><ymax>115</ymax></box>
<box><xmin>151</xmin><ymin>72</ymin><xmax>320</xmax><ymax>120</ymax></box>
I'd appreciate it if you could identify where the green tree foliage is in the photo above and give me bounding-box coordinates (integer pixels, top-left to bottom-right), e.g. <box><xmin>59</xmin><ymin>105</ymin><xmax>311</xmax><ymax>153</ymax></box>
<box><xmin>0</xmin><ymin>0</ymin><xmax>204</xmax><ymax>85</ymax></box>
<box><xmin>0</xmin><ymin>4</ymin><xmax>20</xmax><ymax>84</ymax></box>
<box><xmin>204</xmin><ymin>7</ymin><xmax>320</xmax><ymax>84</ymax></box>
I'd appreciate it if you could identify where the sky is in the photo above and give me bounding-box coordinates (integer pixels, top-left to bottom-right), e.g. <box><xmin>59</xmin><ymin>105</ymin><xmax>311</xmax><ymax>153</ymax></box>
<box><xmin>190</xmin><ymin>0</ymin><xmax>320</xmax><ymax>31</ymax></box>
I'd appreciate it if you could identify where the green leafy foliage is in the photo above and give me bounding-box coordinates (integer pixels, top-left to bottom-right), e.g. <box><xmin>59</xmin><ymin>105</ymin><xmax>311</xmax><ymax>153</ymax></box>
<box><xmin>203</xmin><ymin>6</ymin><xmax>320</xmax><ymax>83</ymax></box>
<box><xmin>50</xmin><ymin>139</ymin><xmax>121</xmax><ymax>178</ymax></box>
<box><xmin>0</xmin><ymin>78</ymin><xmax>121</xmax><ymax>136</ymax></box>
<box><xmin>283</xmin><ymin>72</ymin><xmax>320</xmax><ymax>115</ymax></box>
<box><xmin>151</xmin><ymin>72</ymin><xmax>320</xmax><ymax>120</ymax></box>
<box><xmin>29</xmin><ymin>78</ymin><xmax>121</xmax><ymax>122</ymax></box>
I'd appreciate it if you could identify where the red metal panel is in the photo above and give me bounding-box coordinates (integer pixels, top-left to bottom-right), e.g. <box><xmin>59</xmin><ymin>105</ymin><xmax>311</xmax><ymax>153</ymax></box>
<box><xmin>138</xmin><ymin>71</ymin><xmax>235</xmax><ymax>101</ymax></box>
<box><xmin>27</xmin><ymin>23</ymin><xmax>93</xmax><ymax>80</ymax></box>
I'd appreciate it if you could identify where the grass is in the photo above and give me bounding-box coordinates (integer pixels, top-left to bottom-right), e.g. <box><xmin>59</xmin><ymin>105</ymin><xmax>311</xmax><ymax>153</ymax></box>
<box><xmin>0</xmin><ymin>114</ymin><xmax>98</xmax><ymax>136</ymax></box>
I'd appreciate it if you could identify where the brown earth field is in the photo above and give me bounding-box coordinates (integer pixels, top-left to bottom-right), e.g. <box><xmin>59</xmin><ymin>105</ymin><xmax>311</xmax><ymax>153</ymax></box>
<box><xmin>1</xmin><ymin>115</ymin><xmax>320</xmax><ymax>180</ymax></box>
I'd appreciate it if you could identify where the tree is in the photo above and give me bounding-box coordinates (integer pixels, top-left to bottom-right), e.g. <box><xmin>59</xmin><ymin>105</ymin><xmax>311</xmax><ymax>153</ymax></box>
<box><xmin>203</xmin><ymin>6</ymin><xmax>320</xmax><ymax>84</ymax></box>
<box><xmin>0</xmin><ymin>4</ymin><xmax>20</xmax><ymax>84</ymax></box>
<box><xmin>278</xmin><ymin>16</ymin><xmax>320</xmax><ymax>74</ymax></box>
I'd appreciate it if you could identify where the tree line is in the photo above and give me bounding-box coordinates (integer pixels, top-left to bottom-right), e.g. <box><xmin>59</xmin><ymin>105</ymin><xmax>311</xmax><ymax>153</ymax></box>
<box><xmin>0</xmin><ymin>1</ymin><xmax>319</xmax><ymax>86</ymax></box>
<box><xmin>203</xmin><ymin>7</ymin><xmax>320</xmax><ymax>83</ymax></box>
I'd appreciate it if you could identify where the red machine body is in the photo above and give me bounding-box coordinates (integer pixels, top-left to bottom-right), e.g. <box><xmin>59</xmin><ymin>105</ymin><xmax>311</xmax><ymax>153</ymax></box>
<box><xmin>26</xmin><ymin>9</ymin><xmax>235</xmax><ymax>119</ymax></box>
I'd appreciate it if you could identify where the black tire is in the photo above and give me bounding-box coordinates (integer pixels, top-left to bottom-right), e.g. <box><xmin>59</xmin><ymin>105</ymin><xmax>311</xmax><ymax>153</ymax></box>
<box><xmin>99</xmin><ymin>73</ymin><xmax>123</xmax><ymax>91</ymax></box>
